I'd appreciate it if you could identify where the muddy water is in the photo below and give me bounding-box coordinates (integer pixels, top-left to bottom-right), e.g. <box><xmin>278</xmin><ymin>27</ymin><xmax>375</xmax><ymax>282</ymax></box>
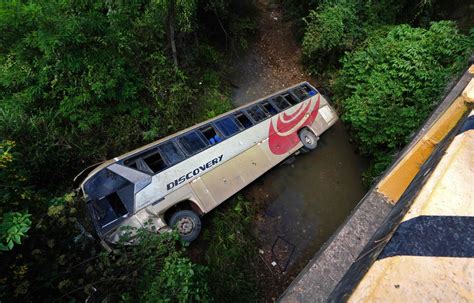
<box><xmin>229</xmin><ymin>44</ymin><xmax>367</xmax><ymax>276</ymax></box>
<box><xmin>246</xmin><ymin>120</ymin><xmax>367</xmax><ymax>274</ymax></box>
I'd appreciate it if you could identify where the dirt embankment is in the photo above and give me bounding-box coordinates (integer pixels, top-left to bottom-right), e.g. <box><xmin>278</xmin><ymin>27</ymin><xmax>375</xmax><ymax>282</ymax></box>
<box><xmin>230</xmin><ymin>0</ymin><xmax>316</xmax><ymax>107</ymax></box>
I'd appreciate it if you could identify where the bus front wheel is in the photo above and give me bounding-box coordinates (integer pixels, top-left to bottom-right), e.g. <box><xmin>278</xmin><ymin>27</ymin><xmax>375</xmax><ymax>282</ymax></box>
<box><xmin>299</xmin><ymin>129</ymin><xmax>318</xmax><ymax>150</ymax></box>
<box><xmin>169</xmin><ymin>210</ymin><xmax>201</xmax><ymax>242</ymax></box>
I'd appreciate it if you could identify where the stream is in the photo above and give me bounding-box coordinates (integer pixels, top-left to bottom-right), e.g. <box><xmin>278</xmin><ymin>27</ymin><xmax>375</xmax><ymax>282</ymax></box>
<box><xmin>227</xmin><ymin>0</ymin><xmax>368</xmax><ymax>298</ymax></box>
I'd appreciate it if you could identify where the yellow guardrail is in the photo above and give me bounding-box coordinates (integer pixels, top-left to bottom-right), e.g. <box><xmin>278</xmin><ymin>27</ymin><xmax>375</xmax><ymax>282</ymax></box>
<box><xmin>377</xmin><ymin>66</ymin><xmax>474</xmax><ymax>203</ymax></box>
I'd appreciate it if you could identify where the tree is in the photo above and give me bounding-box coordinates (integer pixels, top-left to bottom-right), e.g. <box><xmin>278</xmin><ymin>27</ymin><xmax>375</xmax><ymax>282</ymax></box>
<box><xmin>0</xmin><ymin>0</ymin><xmax>220</xmax><ymax>187</ymax></box>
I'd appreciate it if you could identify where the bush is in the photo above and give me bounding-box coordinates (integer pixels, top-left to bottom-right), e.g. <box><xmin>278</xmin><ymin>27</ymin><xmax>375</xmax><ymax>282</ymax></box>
<box><xmin>333</xmin><ymin>21</ymin><xmax>473</xmax><ymax>181</ymax></box>
<box><xmin>302</xmin><ymin>0</ymin><xmax>409</xmax><ymax>71</ymax></box>
<box><xmin>141</xmin><ymin>254</ymin><xmax>210</xmax><ymax>303</ymax></box>
<box><xmin>0</xmin><ymin>200</ymin><xmax>210</xmax><ymax>302</ymax></box>
<box><xmin>302</xmin><ymin>1</ymin><xmax>358</xmax><ymax>61</ymax></box>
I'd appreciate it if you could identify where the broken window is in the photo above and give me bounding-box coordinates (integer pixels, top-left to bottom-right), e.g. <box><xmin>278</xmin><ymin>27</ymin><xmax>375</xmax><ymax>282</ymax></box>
<box><xmin>272</xmin><ymin>96</ymin><xmax>291</xmax><ymax>110</ymax></box>
<box><xmin>143</xmin><ymin>151</ymin><xmax>167</xmax><ymax>173</ymax></box>
<box><xmin>235</xmin><ymin>112</ymin><xmax>253</xmax><ymax>129</ymax></box>
<box><xmin>293</xmin><ymin>84</ymin><xmax>316</xmax><ymax>100</ymax></box>
<box><xmin>261</xmin><ymin>101</ymin><xmax>279</xmax><ymax>115</ymax></box>
<box><xmin>282</xmin><ymin>93</ymin><xmax>299</xmax><ymax>105</ymax></box>
<box><xmin>95</xmin><ymin>192</ymin><xmax>128</xmax><ymax>228</ymax></box>
<box><xmin>178</xmin><ymin>131</ymin><xmax>208</xmax><ymax>156</ymax></box>
<box><xmin>124</xmin><ymin>148</ymin><xmax>168</xmax><ymax>174</ymax></box>
<box><xmin>301</xmin><ymin>84</ymin><xmax>317</xmax><ymax>95</ymax></box>
<box><xmin>215</xmin><ymin>117</ymin><xmax>241</xmax><ymax>137</ymax></box>
<box><xmin>246</xmin><ymin>105</ymin><xmax>268</xmax><ymax>123</ymax></box>
<box><xmin>159</xmin><ymin>141</ymin><xmax>185</xmax><ymax>165</ymax></box>
<box><xmin>200</xmin><ymin>125</ymin><xmax>223</xmax><ymax>145</ymax></box>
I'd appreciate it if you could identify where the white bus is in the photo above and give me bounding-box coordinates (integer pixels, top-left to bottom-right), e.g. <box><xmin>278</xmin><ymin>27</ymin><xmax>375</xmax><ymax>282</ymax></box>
<box><xmin>80</xmin><ymin>82</ymin><xmax>337</xmax><ymax>243</ymax></box>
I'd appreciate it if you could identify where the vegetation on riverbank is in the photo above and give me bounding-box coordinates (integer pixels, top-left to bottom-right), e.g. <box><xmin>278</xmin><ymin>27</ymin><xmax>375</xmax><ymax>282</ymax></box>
<box><xmin>0</xmin><ymin>0</ymin><xmax>256</xmax><ymax>301</ymax></box>
<box><xmin>288</xmin><ymin>0</ymin><xmax>473</xmax><ymax>183</ymax></box>
<box><xmin>333</xmin><ymin>22</ymin><xmax>473</xmax><ymax>181</ymax></box>
<box><xmin>202</xmin><ymin>195</ymin><xmax>261</xmax><ymax>302</ymax></box>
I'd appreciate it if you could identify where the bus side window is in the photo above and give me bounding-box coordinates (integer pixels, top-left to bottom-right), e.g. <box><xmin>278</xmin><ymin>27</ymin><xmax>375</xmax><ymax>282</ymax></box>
<box><xmin>246</xmin><ymin>105</ymin><xmax>268</xmax><ymax>123</ymax></box>
<box><xmin>235</xmin><ymin>112</ymin><xmax>253</xmax><ymax>129</ymax></box>
<box><xmin>143</xmin><ymin>150</ymin><xmax>167</xmax><ymax>173</ymax></box>
<box><xmin>215</xmin><ymin>117</ymin><xmax>241</xmax><ymax>137</ymax></box>
<box><xmin>178</xmin><ymin>131</ymin><xmax>209</xmax><ymax>156</ymax></box>
<box><xmin>124</xmin><ymin>148</ymin><xmax>167</xmax><ymax>174</ymax></box>
<box><xmin>200</xmin><ymin>125</ymin><xmax>222</xmax><ymax>145</ymax></box>
<box><xmin>125</xmin><ymin>157</ymin><xmax>153</xmax><ymax>174</ymax></box>
<box><xmin>261</xmin><ymin>101</ymin><xmax>279</xmax><ymax>115</ymax></box>
<box><xmin>283</xmin><ymin>93</ymin><xmax>299</xmax><ymax>105</ymax></box>
<box><xmin>301</xmin><ymin>84</ymin><xmax>317</xmax><ymax>96</ymax></box>
<box><xmin>293</xmin><ymin>87</ymin><xmax>308</xmax><ymax>100</ymax></box>
<box><xmin>159</xmin><ymin>141</ymin><xmax>185</xmax><ymax>165</ymax></box>
<box><xmin>272</xmin><ymin>96</ymin><xmax>291</xmax><ymax>110</ymax></box>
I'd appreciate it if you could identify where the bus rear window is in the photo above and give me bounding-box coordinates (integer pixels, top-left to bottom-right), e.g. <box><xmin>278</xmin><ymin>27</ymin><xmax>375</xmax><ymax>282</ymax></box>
<box><xmin>235</xmin><ymin>113</ymin><xmax>253</xmax><ymax>129</ymax></box>
<box><xmin>200</xmin><ymin>125</ymin><xmax>222</xmax><ymax>145</ymax></box>
<box><xmin>261</xmin><ymin>101</ymin><xmax>278</xmax><ymax>115</ymax></box>
<box><xmin>178</xmin><ymin>131</ymin><xmax>208</xmax><ymax>155</ymax></box>
<box><xmin>216</xmin><ymin>117</ymin><xmax>241</xmax><ymax>137</ymax></box>
<box><xmin>246</xmin><ymin>105</ymin><xmax>268</xmax><ymax>123</ymax></box>
<box><xmin>159</xmin><ymin>141</ymin><xmax>185</xmax><ymax>165</ymax></box>
<box><xmin>283</xmin><ymin>93</ymin><xmax>298</xmax><ymax>105</ymax></box>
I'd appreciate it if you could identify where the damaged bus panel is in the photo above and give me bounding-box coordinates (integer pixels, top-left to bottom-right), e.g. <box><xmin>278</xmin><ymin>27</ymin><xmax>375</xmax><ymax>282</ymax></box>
<box><xmin>79</xmin><ymin>82</ymin><xmax>338</xmax><ymax>243</ymax></box>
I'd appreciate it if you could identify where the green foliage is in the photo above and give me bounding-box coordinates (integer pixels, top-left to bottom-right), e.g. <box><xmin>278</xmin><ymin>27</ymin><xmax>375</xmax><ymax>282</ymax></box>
<box><xmin>203</xmin><ymin>195</ymin><xmax>260</xmax><ymax>302</ymax></box>
<box><xmin>0</xmin><ymin>212</ymin><xmax>31</xmax><ymax>251</ymax></box>
<box><xmin>116</xmin><ymin>227</ymin><xmax>210</xmax><ymax>303</ymax></box>
<box><xmin>302</xmin><ymin>0</ymin><xmax>408</xmax><ymax>70</ymax></box>
<box><xmin>0</xmin><ymin>0</ymin><xmax>256</xmax><ymax>301</ymax></box>
<box><xmin>202</xmin><ymin>0</ymin><xmax>256</xmax><ymax>51</ymax></box>
<box><xmin>278</xmin><ymin>0</ymin><xmax>323</xmax><ymax>22</ymax></box>
<box><xmin>1</xmin><ymin>203</ymin><xmax>210</xmax><ymax>302</ymax></box>
<box><xmin>0</xmin><ymin>0</ymin><xmax>234</xmax><ymax>188</ymax></box>
<box><xmin>142</xmin><ymin>254</ymin><xmax>210</xmax><ymax>302</ymax></box>
<box><xmin>302</xmin><ymin>1</ymin><xmax>358</xmax><ymax>59</ymax></box>
<box><xmin>0</xmin><ymin>141</ymin><xmax>33</xmax><ymax>251</ymax></box>
<box><xmin>334</xmin><ymin>21</ymin><xmax>473</xmax><ymax>181</ymax></box>
<box><xmin>0</xmin><ymin>140</ymin><xmax>32</xmax><ymax>211</ymax></box>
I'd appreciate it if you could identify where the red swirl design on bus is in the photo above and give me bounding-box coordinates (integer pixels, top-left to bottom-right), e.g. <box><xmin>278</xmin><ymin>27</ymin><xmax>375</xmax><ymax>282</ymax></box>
<box><xmin>282</xmin><ymin>103</ymin><xmax>305</xmax><ymax>120</ymax></box>
<box><xmin>268</xmin><ymin>96</ymin><xmax>320</xmax><ymax>155</ymax></box>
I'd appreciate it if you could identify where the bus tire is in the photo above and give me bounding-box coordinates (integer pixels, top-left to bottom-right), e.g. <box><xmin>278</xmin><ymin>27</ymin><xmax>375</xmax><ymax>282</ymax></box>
<box><xmin>299</xmin><ymin>129</ymin><xmax>318</xmax><ymax>150</ymax></box>
<box><xmin>169</xmin><ymin>210</ymin><xmax>201</xmax><ymax>242</ymax></box>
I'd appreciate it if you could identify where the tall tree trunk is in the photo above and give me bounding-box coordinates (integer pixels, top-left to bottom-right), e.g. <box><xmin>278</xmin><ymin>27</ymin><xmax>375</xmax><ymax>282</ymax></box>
<box><xmin>169</xmin><ymin>0</ymin><xmax>178</xmax><ymax>71</ymax></box>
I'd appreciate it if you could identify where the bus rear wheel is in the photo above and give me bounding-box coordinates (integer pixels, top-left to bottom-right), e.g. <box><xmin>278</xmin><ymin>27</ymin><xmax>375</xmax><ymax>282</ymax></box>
<box><xmin>299</xmin><ymin>129</ymin><xmax>318</xmax><ymax>150</ymax></box>
<box><xmin>169</xmin><ymin>210</ymin><xmax>201</xmax><ymax>242</ymax></box>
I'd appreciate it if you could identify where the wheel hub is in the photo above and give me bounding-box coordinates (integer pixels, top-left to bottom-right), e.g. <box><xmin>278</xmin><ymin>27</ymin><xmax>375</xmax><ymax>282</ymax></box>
<box><xmin>176</xmin><ymin>217</ymin><xmax>194</xmax><ymax>235</ymax></box>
